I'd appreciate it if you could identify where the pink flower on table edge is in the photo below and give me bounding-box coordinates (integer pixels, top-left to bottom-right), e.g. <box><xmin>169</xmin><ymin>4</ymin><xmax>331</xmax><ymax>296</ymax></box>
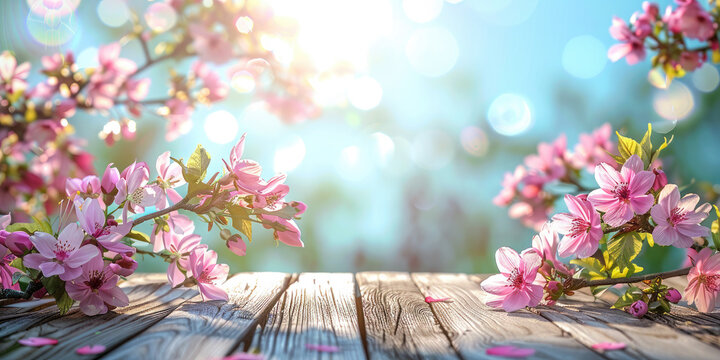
<box><xmin>260</xmin><ymin>214</ymin><xmax>304</xmax><ymax>247</ymax></box>
<box><xmin>591</xmin><ymin>342</ymin><xmax>626</xmax><ymax>351</ymax></box>
<box><xmin>76</xmin><ymin>344</ymin><xmax>107</xmax><ymax>355</ymax></box>
<box><xmin>65</xmin><ymin>175</ymin><xmax>101</xmax><ymax>201</ymax></box>
<box><xmin>189</xmin><ymin>24</ymin><xmax>234</xmax><ymax>65</ymax></box>
<box><xmin>306</xmin><ymin>344</ymin><xmax>340</xmax><ymax>353</ymax></box>
<box><xmin>152</xmin><ymin>211</ymin><xmax>195</xmax><ymax>252</ymax></box>
<box><xmin>75</xmin><ymin>198</ymin><xmax>134</xmax><ymax>254</ymax></box>
<box><xmin>551</xmin><ymin>194</ymin><xmax>603</xmax><ymax>259</ymax></box>
<box><xmin>572</xmin><ymin>123</ymin><xmax>616</xmax><ymax>172</ymax></box>
<box><xmin>588</xmin><ymin>155</ymin><xmax>654</xmax><ymax>227</ymax></box>
<box><xmin>667</xmin><ymin>0</ymin><xmax>717</xmax><ymax>41</ymax></box>
<box><xmin>108</xmin><ymin>253</ymin><xmax>138</xmax><ymax>277</ymax></box>
<box><xmin>24</xmin><ymin>223</ymin><xmax>99</xmax><ymax>281</ymax></box>
<box><xmin>0</xmin><ymin>50</ymin><xmax>31</xmax><ymax>93</ymax></box>
<box><xmin>0</xmin><ymin>242</ymin><xmax>20</xmax><ymax>290</ymax></box>
<box><xmin>66</xmin><ymin>255</ymin><xmax>129</xmax><ymax>316</ymax></box>
<box><xmin>685</xmin><ymin>247</ymin><xmax>720</xmax><ymax>313</ymax></box>
<box><xmin>155</xmin><ymin>151</ymin><xmax>186</xmax><ymax>210</ymax></box>
<box><xmin>532</xmin><ymin>222</ymin><xmax>572</xmax><ymax>276</ymax></box>
<box><xmin>481</xmin><ymin>247</ymin><xmax>544</xmax><ymax>312</ymax></box>
<box><xmin>164</xmin><ymin>98</ymin><xmax>193</xmax><ymax>141</ymax></box>
<box><xmin>18</xmin><ymin>337</ymin><xmax>58</xmax><ymax>347</ymax></box>
<box><xmin>189</xmin><ymin>247</ymin><xmax>229</xmax><ymax>301</ymax></box>
<box><xmin>115</xmin><ymin>161</ymin><xmax>158</xmax><ymax>222</ymax></box>
<box><xmin>608</xmin><ymin>17</ymin><xmax>646</xmax><ymax>65</ymax></box>
<box><xmin>651</xmin><ymin>184</ymin><xmax>710</xmax><ymax>248</ymax></box>
<box><xmin>628</xmin><ymin>299</ymin><xmax>648</xmax><ymax>317</ymax></box>
<box><xmin>486</xmin><ymin>345</ymin><xmax>535</xmax><ymax>358</ymax></box>
<box><xmin>165</xmin><ymin>233</ymin><xmax>202</xmax><ymax>287</ymax></box>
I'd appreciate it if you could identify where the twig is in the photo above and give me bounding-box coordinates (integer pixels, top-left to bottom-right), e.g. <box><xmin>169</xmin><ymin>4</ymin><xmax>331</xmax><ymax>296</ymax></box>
<box><xmin>0</xmin><ymin>281</ymin><xmax>43</xmax><ymax>300</ymax></box>
<box><xmin>567</xmin><ymin>267</ymin><xmax>690</xmax><ymax>290</ymax></box>
<box><xmin>131</xmin><ymin>196</ymin><xmax>194</xmax><ymax>227</ymax></box>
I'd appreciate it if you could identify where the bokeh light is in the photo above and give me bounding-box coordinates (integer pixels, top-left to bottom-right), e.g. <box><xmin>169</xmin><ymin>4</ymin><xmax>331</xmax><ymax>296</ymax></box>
<box><xmin>371</xmin><ymin>132</ymin><xmax>395</xmax><ymax>166</ymax></box>
<box><xmin>487</xmin><ymin>93</ymin><xmax>532</xmax><ymax>136</ymax></box>
<box><xmin>467</xmin><ymin>0</ymin><xmax>538</xmax><ymax>26</ymax></box>
<box><xmin>460</xmin><ymin>126</ymin><xmax>488</xmax><ymax>157</ymax></box>
<box><xmin>273</xmin><ymin>135</ymin><xmax>306</xmax><ymax>174</ymax></box>
<box><xmin>235</xmin><ymin>16</ymin><xmax>253</xmax><ymax>34</ymax></box>
<box><xmin>348</xmin><ymin>77</ymin><xmax>383</xmax><ymax>110</ymax></box>
<box><xmin>648</xmin><ymin>68</ymin><xmax>669</xmax><ymax>89</ymax></box>
<box><xmin>411</xmin><ymin>130</ymin><xmax>455</xmax><ymax>170</ymax></box>
<box><xmin>26</xmin><ymin>0</ymin><xmax>80</xmax><ymax>46</ymax></box>
<box><xmin>561</xmin><ymin>35</ymin><xmax>607</xmax><ymax>79</ymax></box>
<box><xmin>230</xmin><ymin>71</ymin><xmax>256</xmax><ymax>93</ymax></box>
<box><xmin>402</xmin><ymin>0</ymin><xmax>443</xmax><ymax>23</ymax></box>
<box><xmin>653</xmin><ymin>81</ymin><xmax>694</xmax><ymax>121</ymax></box>
<box><xmin>144</xmin><ymin>2</ymin><xmax>177</xmax><ymax>33</ymax></box>
<box><xmin>692</xmin><ymin>63</ymin><xmax>720</xmax><ymax>93</ymax></box>
<box><xmin>337</xmin><ymin>145</ymin><xmax>371</xmax><ymax>181</ymax></box>
<box><xmin>405</xmin><ymin>27</ymin><xmax>459</xmax><ymax>77</ymax></box>
<box><xmin>204</xmin><ymin>110</ymin><xmax>240</xmax><ymax>144</ymax></box>
<box><xmin>97</xmin><ymin>0</ymin><xmax>130</xmax><ymax>28</ymax></box>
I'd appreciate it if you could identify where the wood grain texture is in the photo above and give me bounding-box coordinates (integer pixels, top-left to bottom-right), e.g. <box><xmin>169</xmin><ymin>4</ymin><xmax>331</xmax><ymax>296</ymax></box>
<box><xmin>356</xmin><ymin>272</ymin><xmax>457</xmax><ymax>359</ymax></box>
<box><xmin>415</xmin><ymin>273</ymin><xmax>601</xmax><ymax>360</ymax></box>
<box><xmin>0</xmin><ymin>274</ymin><xmax>196</xmax><ymax>360</ymax></box>
<box><xmin>247</xmin><ymin>273</ymin><xmax>365</xmax><ymax>359</ymax></box>
<box><xmin>103</xmin><ymin>272</ymin><xmax>291</xmax><ymax>360</ymax></box>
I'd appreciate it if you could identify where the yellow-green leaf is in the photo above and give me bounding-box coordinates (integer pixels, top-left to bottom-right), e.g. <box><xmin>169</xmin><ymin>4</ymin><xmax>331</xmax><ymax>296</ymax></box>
<box><xmin>606</xmin><ymin>231</ymin><xmax>643</xmax><ymax>272</ymax></box>
<box><xmin>639</xmin><ymin>123</ymin><xmax>652</xmax><ymax>168</ymax></box>
<box><xmin>650</xmin><ymin>134</ymin><xmax>673</xmax><ymax>165</ymax></box>
<box><xmin>570</xmin><ymin>257</ymin><xmax>608</xmax><ymax>281</ymax></box>
<box><xmin>228</xmin><ymin>205</ymin><xmax>253</xmax><ymax>243</ymax></box>
<box><xmin>612</xmin><ymin>286</ymin><xmax>643</xmax><ymax>309</ymax></box>
<box><xmin>640</xmin><ymin>232</ymin><xmax>654</xmax><ymax>247</ymax></box>
<box><xmin>184</xmin><ymin>145</ymin><xmax>211</xmax><ymax>184</ymax></box>
<box><xmin>610</xmin><ymin>263</ymin><xmax>644</xmax><ymax>278</ymax></box>
<box><xmin>616</xmin><ymin>131</ymin><xmax>642</xmax><ymax>164</ymax></box>
<box><xmin>712</xmin><ymin>205</ymin><xmax>720</xmax><ymax>249</ymax></box>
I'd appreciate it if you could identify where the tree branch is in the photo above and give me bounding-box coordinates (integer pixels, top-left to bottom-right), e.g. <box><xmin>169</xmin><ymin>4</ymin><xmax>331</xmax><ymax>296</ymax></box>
<box><xmin>0</xmin><ymin>281</ymin><xmax>43</xmax><ymax>300</ymax></box>
<box><xmin>132</xmin><ymin>196</ymin><xmax>194</xmax><ymax>227</ymax></box>
<box><xmin>567</xmin><ymin>267</ymin><xmax>690</xmax><ymax>290</ymax></box>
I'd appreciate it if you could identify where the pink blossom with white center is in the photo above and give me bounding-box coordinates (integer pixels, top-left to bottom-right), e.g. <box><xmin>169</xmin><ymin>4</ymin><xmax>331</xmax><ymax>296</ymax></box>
<box><xmin>572</xmin><ymin>123</ymin><xmax>617</xmax><ymax>173</ymax></box>
<box><xmin>154</xmin><ymin>151</ymin><xmax>186</xmax><ymax>210</ymax></box>
<box><xmin>189</xmin><ymin>247</ymin><xmax>229</xmax><ymax>301</ymax></box>
<box><xmin>608</xmin><ymin>17</ymin><xmax>647</xmax><ymax>65</ymax></box>
<box><xmin>667</xmin><ymin>0</ymin><xmax>717</xmax><ymax>41</ymax></box>
<box><xmin>0</xmin><ymin>51</ymin><xmax>30</xmax><ymax>93</ymax></box>
<box><xmin>65</xmin><ymin>255</ymin><xmax>129</xmax><ymax>316</ymax></box>
<box><xmin>552</xmin><ymin>194</ymin><xmax>603</xmax><ymax>258</ymax></box>
<box><xmin>65</xmin><ymin>175</ymin><xmax>101</xmax><ymax>201</ymax></box>
<box><xmin>114</xmin><ymin>162</ymin><xmax>158</xmax><ymax>222</ymax></box>
<box><xmin>23</xmin><ymin>223</ymin><xmax>100</xmax><ymax>281</ymax></box>
<box><xmin>480</xmin><ymin>247</ymin><xmax>545</xmax><ymax>312</ymax></box>
<box><xmin>532</xmin><ymin>222</ymin><xmax>572</xmax><ymax>276</ymax></box>
<box><xmin>650</xmin><ymin>184</ymin><xmax>710</xmax><ymax>248</ymax></box>
<box><xmin>588</xmin><ymin>155</ymin><xmax>655</xmax><ymax>227</ymax></box>
<box><xmin>152</xmin><ymin>211</ymin><xmax>194</xmax><ymax>252</ymax></box>
<box><xmin>164</xmin><ymin>232</ymin><xmax>202</xmax><ymax>287</ymax></box>
<box><xmin>685</xmin><ymin>247</ymin><xmax>720</xmax><ymax>313</ymax></box>
<box><xmin>75</xmin><ymin>198</ymin><xmax>134</xmax><ymax>254</ymax></box>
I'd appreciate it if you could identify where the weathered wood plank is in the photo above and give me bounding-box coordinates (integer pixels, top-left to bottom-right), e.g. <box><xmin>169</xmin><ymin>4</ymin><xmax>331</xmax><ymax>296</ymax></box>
<box><xmin>0</xmin><ymin>274</ymin><xmax>196</xmax><ymax>360</ymax></box>
<box><xmin>247</xmin><ymin>273</ymin><xmax>365</xmax><ymax>359</ymax></box>
<box><xmin>538</xmin><ymin>283</ymin><xmax>720</xmax><ymax>359</ymax></box>
<box><xmin>412</xmin><ymin>273</ymin><xmax>600</xmax><ymax>359</ymax></box>
<box><xmin>103</xmin><ymin>272</ymin><xmax>291</xmax><ymax>360</ymax></box>
<box><xmin>356</xmin><ymin>271</ymin><xmax>457</xmax><ymax>359</ymax></box>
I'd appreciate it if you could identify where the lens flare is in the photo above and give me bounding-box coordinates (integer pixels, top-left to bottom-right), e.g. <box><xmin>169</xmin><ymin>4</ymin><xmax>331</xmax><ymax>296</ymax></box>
<box><xmin>26</xmin><ymin>0</ymin><xmax>80</xmax><ymax>46</ymax></box>
<box><xmin>405</xmin><ymin>27</ymin><xmax>459</xmax><ymax>77</ymax></box>
<box><xmin>231</xmin><ymin>71</ymin><xmax>256</xmax><ymax>93</ymax></box>
<box><xmin>144</xmin><ymin>2</ymin><xmax>177</xmax><ymax>33</ymax></box>
<box><xmin>653</xmin><ymin>81</ymin><xmax>694</xmax><ymax>121</ymax></box>
<box><xmin>97</xmin><ymin>0</ymin><xmax>130</xmax><ymax>28</ymax></box>
<box><xmin>371</xmin><ymin>132</ymin><xmax>395</xmax><ymax>166</ymax></box>
<box><xmin>692</xmin><ymin>63</ymin><xmax>720</xmax><ymax>93</ymax></box>
<box><xmin>648</xmin><ymin>68</ymin><xmax>669</xmax><ymax>89</ymax></box>
<box><xmin>487</xmin><ymin>94</ymin><xmax>532</xmax><ymax>136</ymax></box>
<box><xmin>204</xmin><ymin>110</ymin><xmax>240</xmax><ymax>144</ymax></box>
<box><xmin>235</xmin><ymin>16</ymin><xmax>253</xmax><ymax>34</ymax></box>
<box><xmin>460</xmin><ymin>126</ymin><xmax>488</xmax><ymax>157</ymax></box>
<box><xmin>348</xmin><ymin>77</ymin><xmax>383</xmax><ymax>111</ymax></box>
<box><xmin>562</xmin><ymin>35</ymin><xmax>607</xmax><ymax>79</ymax></box>
<box><xmin>402</xmin><ymin>0</ymin><xmax>443</xmax><ymax>23</ymax></box>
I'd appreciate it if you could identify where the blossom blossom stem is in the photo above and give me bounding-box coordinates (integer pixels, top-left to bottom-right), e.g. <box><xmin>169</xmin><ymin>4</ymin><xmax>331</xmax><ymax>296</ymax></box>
<box><xmin>0</xmin><ymin>281</ymin><xmax>43</xmax><ymax>300</ymax></box>
<box><xmin>567</xmin><ymin>267</ymin><xmax>691</xmax><ymax>290</ymax></box>
<box><xmin>131</xmin><ymin>195</ymin><xmax>196</xmax><ymax>227</ymax></box>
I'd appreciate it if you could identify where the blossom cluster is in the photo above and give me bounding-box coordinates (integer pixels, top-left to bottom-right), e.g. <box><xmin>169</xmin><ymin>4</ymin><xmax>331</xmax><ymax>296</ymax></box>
<box><xmin>485</xmin><ymin>124</ymin><xmax>720</xmax><ymax>315</ymax></box>
<box><xmin>0</xmin><ymin>135</ymin><xmax>306</xmax><ymax>316</ymax></box>
<box><xmin>609</xmin><ymin>0</ymin><xmax>720</xmax><ymax>82</ymax></box>
<box><xmin>493</xmin><ymin>123</ymin><xmax>618</xmax><ymax>230</ymax></box>
<box><xmin>1</xmin><ymin>0</ymin><xmax>335</xmax><ymax>220</ymax></box>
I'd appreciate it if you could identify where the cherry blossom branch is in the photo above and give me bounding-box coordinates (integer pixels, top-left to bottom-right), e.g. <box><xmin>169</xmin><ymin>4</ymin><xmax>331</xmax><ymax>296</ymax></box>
<box><xmin>567</xmin><ymin>267</ymin><xmax>691</xmax><ymax>290</ymax></box>
<box><xmin>131</xmin><ymin>195</ymin><xmax>195</xmax><ymax>227</ymax></box>
<box><xmin>0</xmin><ymin>281</ymin><xmax>43</xmax><ymax>300</ymax></box>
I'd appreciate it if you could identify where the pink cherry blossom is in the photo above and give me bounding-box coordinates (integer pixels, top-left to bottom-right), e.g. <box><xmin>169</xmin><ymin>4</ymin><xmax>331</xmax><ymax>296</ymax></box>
<box><xmin>588</xmin><ymin>155</ymin><xmax>655</xmax><ymax>227</ymax></box>
<box><xmin>0</xmin><ymin>242</ymin><xmax>20</xmax><ymax>290</ymax></box>
<box><xmin>551</xmin><ymin>194</ymin><xmax>603</xmax><ymax>258</ymax></box>
<box><xmin>223</xmin><ymin>134</ymin><xmax>287</xmax><ymax>196</ymax></box>
<box><xmin>152</xmin><ymin>211</ymin><xmax>195</xmax><ymax>252</ymax></box>
<box><xmin>608</xmin><ymin>17</ymin><xmax>646</xmax><ymax>65</ymax></box>
<box><xmin>165</xmin><ymin>232</ymin><xmax>202</xmax><ymax>287</ymax></box>
<box><xmin>65</xmin><ymin>175</ymin><xmax>101</xmax><ymax>201</ymax></box>
<box><xmin>115</xmin><ymin>162</ymin><xmax>158</xmax><ymax>222</ymax></box>
<box><xmin>667</xmin><ymin>0</ymin><xmax>717</xmax><ymax>41</ymax></box>
<box><xmin>260</xmin><ymin>214</ymin><xmax>304</xmax><ymax>247</ymax></box>
<box><xmin>651</xmin><ymin>184</ymin><xmax>710</xmax><ymax>248</ymax></box>
<box><xmin>108</xmin><ymin>253</ymin><xmax>138</xmax><ymax>277</ymax></box>
<box><xmin>164</xmin><ymin>98</ymin><xmax>193</xmax><ymax>141</ymax></box>
<box><xmin>4</xmin><ymin>231</ymin><xmax>33</xmax><ymax>256</ymax></box>
<box><xmin>665</xmin><ymin>288</ymin><xmax>682</xmax><ymax>303</ymax></box>
<box><xmin>486</xmin><ymin>345</ymin><xmax>535</xmax><ymax>358</ymax></box>
<box><xmin>18</xmin><ymin>337</ymin><xmax>58</xmax><ymax>347</ymax></box>
<box><xmin>226</xmin><ymin>234</ymin><xmax>246</xmax><ymax>257</ymax></box>
<box><xmin>571</xmin><ymin>123</ymin><xmax>616</xmax><ymax>173</ymax></box>
<box><xmin>76</xmin><ymin>344</ymin><xmax>107</xmax><ymax>355</ymax></box>
<box><xmin>628</xmin><ymin>299</ymin><xmax>648</xmax><ymax>317</ymax></box>
<box><xmin>126</xmin><ymin>78</ymin><xmax>151</xmax><ymax>102</ymax></box>
<box><xmin>75</xmin><ymin>198</ymin><xmax>134</xmax><ymax>254</ymax></box>
<box><xmin>154</xmin><ymin>151</ymin><xmax>186</xmax><ymax>210</ymax></box>
<box><xmin>65</xmin><ymin>255</ymin><xmax>130</xmax><ymax>316</ymax></box>
<box><xmin>0</xmin><ymin>51</ymin><xmax>31</xmax><ymax>93</ymax></box>
<box><xmin>191</xmin><ymin>61</ymin><xmax>228</xmax><ymax>102</ymax></box>
<box><xmin>493</xmin><ymin>166</ymin><xmax>526</xmax><ymax>206</ymax></box>
<box><xmin>101</xmin><ymin>163</ymin><xmax>121</xmax><ymax>194</ymax></box>
<box><xmin>189</xmin><ymin>24</ymin><xmax>234</xmax><ymax>64</ymax></box>
<box><xmin>481</xmin><ymin>247</ymin><xmax>544</xmax><ymax>312</ymax></box>
<box><xmin>189</xmin><ymin>247</ymin><xmax>229</xmax><ymax>301</ymax></box>
<box><xmin>685</xmin><ymin>247</ymin><xmax>720</xmax><ymax>313</ymax></box>
<box><xmin>532</xmin><ymin>222</ymin><xmax>572</xmax><ymax>276</ymax></box>
<box><xmin>591</xmin><ymin>342</ymin><xmax>626</xmax><ymax>351</ymax></box>
<box><xmin>523</xmin><ymin>135</ymin><xmax>567</xmax><ymax>184</ymax></box>
<box><xmin>23</xmin><ymin>223</ymin><xmax>100</xmax><ymax>281</ymax></box>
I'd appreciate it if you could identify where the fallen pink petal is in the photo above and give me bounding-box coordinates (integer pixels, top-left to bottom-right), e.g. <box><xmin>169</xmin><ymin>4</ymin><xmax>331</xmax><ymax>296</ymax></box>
<box><xmin>214</xmin><ymin>353</ymin><xmax>264</xmax><ymax>360</ymax></box>
<box><xmin>591</xmin><ymin>342</ymin><xmax>627</xmax><ymax>351</ymax></box>
<box><xmin>306</xmin><ymin>344</ymin><xmax>340</xmax><ymax>353</ymax></box>
<box><xmin>18</xmin><ymin>337</ymin><xmax>58</xmax><ymax>347</ymax></box>
<box><xmin>425</xmin><ymin>296</ymin><xmax>454</xmax><ymax>303</ymax></box>
<box><xmin>486</xmin><ymin>345</ymin><xmax>536</xmax><ymax>358</ymax></box>
<box><xmin>76</xmin><ymin>344</ymin><xmax>107</xmax><ymax>355</ymax></box>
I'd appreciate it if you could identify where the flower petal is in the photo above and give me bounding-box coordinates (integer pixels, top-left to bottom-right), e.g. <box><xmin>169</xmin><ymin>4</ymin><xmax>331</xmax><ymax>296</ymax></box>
<box><xmin>18</xmin><ymin>337</ymin><xmax>58</xmax><ymax>347</ymax></box>
<box><xmin>495</xmin><ymin>247</ymin><xmax>520</xmax><ymax>275</ymax></box>
<box><xmin>486</xmin><ymin>345</ymin><xmax>535</xmax><ymax>358</ymax></box>
<box><xmin>64</xmin><ymin>245</ymin><xmax>100</xmax><ymax>268</ymax></box>
<box><xmin>591</xmin><ymin>342</ymin><xmax>626</xmax><ymax>351</ymax></box>
<box><xmin>76</xmin><ymin>345</ymin><xmax>106</xmax><ymax>355</ymax></box>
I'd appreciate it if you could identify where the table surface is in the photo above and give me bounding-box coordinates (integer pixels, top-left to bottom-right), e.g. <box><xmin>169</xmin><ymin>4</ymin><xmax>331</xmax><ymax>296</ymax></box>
<box><xmin>0</xmin><ymin>272</ymin><xmax>718</xmax><ymax>360</ymax></box>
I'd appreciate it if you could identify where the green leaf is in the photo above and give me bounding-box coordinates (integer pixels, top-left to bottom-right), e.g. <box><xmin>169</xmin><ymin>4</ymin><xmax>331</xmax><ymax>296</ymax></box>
<box><xmin>590</xmin><ymin>285</ymin><xmax>611</xmax><ymax>298</ymax></box>
<box><xmin>610</xmin><ymin>263</ymin><xmax>644</xmax><ymax>278</ymax></box>
<box><xmin>640</xmin><ymin>232</ymin><xmax>654</xmax><ymax>247</ymax></box>
<box><xmin>650</xmin><ymin>134</ymin><xmax>673</xmax><ymax>165</ymax></box>
<box><xmin>570</xmin><ymin>257</ymin><xmax>608</xmax><ymax>280</ymax></box>
<box><xmin>184</xmin><ymin>145</ymin><xmax>211</xmax><ymax>184</ymax></box>
<box><xmin>612</xmin><ymin>286</ymin><xmax>643</xmax><ymax>309</ymax></box>
<box><xmin>228</xmin><ymin>205</ymin><xmax>253</xmax><ymax>242</ymax></box>
<box><xmin>616</xmin><ymin>131</ymin><xmax>642</xmax><ymax>164</ymax></box>
<box><xmin>639</xmin><ymin>123</ymin><xmax>652</xmax><ymax>168</ymax></box>
<box><xmin>606</xmin><ymin>231</ymin><xmax>643</xmax><ymax>272</ymax></box>
<box><xmin>126</xmin><ymin>230</ymin><xmax>151</xmax><ymax>243</ymax></box>
<box><xmin>12</xmin><ymin>271</ymin><xmax>28</xmax><ymax>285</ymax></box>
<box><xmin>712</xmin><ymin>205</ymin><xmax>720</xmax><ymax>250</ymax></box>
<box><xmin>41</xmin><ymin>276</ymin><xmax>75</xmax><ymax>315</ymax></box>
<box><xmin>6</xmin><ymin>222</ymin><xmax>45</xmax><ymax>234</ymax></box>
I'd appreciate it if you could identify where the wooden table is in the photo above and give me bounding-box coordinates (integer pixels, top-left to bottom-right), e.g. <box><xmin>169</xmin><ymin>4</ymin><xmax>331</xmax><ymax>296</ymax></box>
<box><xmin>1</xmin><ymin>273</ymin><xmax>718</xmax><ymax>359</ymax></box>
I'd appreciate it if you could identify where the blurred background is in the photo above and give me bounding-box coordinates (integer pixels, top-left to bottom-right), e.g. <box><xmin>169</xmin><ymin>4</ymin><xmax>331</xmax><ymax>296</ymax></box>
<box><xmin>2</xmin><ymin>0</ymin><xmax>719</xmax><ymax>274</ymax></box>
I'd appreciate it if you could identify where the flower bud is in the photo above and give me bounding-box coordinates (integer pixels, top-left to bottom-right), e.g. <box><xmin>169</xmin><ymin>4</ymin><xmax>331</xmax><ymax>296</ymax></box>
<box><xmin>226</xmin><ymin>234</ymin><xmax>246</xmax><ymax>257</ymax></box>
<box><xmin>5</xmin><ymin>231</ymin><xmax>33</xmax><ymax>256</ymax></box>
<box><xmin>109</xmin><ymin>254</ymin><xmax>138</xmax><ymax>277</ymax></box>
<box><xmin>642</xmin><ymin>2</ymin><xmax>658</xmax><ymax>18</ymax></box>
<box><xmin>652</xmin><ymin>169</ymin><xmax>667</xmax><ymax>191</ymax></box>
<box><xmin>291</xmin><ymin>201</ymin><xmax>307</xmax><ymax>218</ymax></box>
<box><xmin>101</xmin><ymin>164</ymin><xmax>120</xmax><ymax>193</ymax></box>
<box><xmin>628</xmin><ymin>300</ymin><xmax>648</xmax><ymax>318</ymax></box>
<box><xmin>665</xmin><ymin>288</ymin><xmax>682</xmax><ymax>304</ymax></box>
